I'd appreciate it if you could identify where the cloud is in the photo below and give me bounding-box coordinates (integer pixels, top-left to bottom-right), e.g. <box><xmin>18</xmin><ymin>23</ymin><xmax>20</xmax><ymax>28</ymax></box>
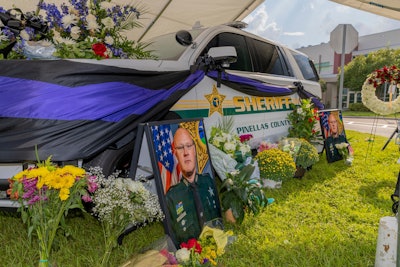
<box><xmin>283</xmin><ymin>32</ymin><xmax>304</xmax><ymax>36</ymax></box>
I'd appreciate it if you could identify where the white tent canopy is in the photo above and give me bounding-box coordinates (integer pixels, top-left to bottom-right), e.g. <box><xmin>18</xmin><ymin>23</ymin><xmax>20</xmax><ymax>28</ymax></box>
<box><xmin>3</xmin><ymin>0</ymin><xmax>264</xmax><ymax>42</ymax></box>
<box><xmin>329</xmin><ymin>0</ymin><xmax>400</xmax><ymax>20</ymax></box>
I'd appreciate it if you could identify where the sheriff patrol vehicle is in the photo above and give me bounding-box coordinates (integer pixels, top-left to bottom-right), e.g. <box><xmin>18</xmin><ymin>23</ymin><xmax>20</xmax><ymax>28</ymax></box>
<box><xmin>0</xmin><ymin>22</ymin><xmax>321</xmax><ymax>208</ymax></box>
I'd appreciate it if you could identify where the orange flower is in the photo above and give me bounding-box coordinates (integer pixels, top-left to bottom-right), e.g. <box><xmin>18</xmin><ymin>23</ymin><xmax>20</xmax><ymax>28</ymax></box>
<box><xmin>6</xmin><ymin>179</ymin><xmax>19</xmax><ymax>199</ymax></box>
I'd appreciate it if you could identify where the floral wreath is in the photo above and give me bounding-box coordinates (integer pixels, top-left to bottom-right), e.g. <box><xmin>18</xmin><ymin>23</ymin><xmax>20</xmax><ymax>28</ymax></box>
<box><xmin>361</xmin><ymin>65</ymin><xmax>400</xmax><ymax>115</ymax></box>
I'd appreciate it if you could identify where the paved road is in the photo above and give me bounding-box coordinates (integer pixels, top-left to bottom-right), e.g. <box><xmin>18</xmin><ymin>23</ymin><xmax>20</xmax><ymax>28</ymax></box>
<box><xmin>342</xmin><ymin>117</ymin><xmax>398</xmax><ymax>138</ymax></box>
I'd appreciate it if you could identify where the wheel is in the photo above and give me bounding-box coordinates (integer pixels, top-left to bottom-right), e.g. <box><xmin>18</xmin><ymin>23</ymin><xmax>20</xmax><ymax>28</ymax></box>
<box><xmin>85</xmin><ymin>142</ymin><xmax>134</xmax><ymax>178</ymax></box>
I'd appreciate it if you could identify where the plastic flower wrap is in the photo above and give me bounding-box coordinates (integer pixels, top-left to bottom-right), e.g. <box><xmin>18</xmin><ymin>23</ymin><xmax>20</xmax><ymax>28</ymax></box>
<box><xmin>219</xmin><ymin>164</ymin><xmax>268</xmax><ymax>224</ymax></box>
<box><xmin>209</xmin><ymin>126</ymin><xmax>252</xmax><ymax>165</ymax></box>
<box><xmin>257</xmin><ymin>140</ymin><xmax>279</xmax><ymax>152</ymax></box>
<box><xmin>8</xmin><ymin>156</ymin><xmax>97</xmax><ymax>267</ymax></box>
<box><xmin>279</xmin><ymin>138</ymin><xmax>302</xmax><ymax>161</ymax></box>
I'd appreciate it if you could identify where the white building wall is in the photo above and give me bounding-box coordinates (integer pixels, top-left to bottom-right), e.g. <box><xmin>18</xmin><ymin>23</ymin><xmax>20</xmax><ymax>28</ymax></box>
<box><xmin>297</xmin><ymin>27</ymin><xmax>400</xmax><ymax>109</ymax></box>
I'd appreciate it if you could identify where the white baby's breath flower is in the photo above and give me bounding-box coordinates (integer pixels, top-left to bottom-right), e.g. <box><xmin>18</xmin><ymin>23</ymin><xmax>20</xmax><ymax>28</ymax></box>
<box><xmin>62</xmin><ymin>14</ymin><xmax>78</xmax><ymax>28</ymax></box>
<box><xmin>101</xmin><ymin>17</ymin><xmax>114</xmax><ymax>29</ymax></box>
<box><xmin>19</xmin><ymin>30</ymin><xmax>30</xmax><ymax>40</ymax></box>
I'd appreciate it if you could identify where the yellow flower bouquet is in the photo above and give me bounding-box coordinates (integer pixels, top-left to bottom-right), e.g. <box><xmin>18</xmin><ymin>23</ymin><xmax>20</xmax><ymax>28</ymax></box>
<box><xmin>255</xmin><ymin>148</ymin><xmax>296</xmax><ymax>182</ymax></box>
<box><xmin>9</xmin><ymin>156</ymin><xmax>97</xmax><ymax>267</ymax></box>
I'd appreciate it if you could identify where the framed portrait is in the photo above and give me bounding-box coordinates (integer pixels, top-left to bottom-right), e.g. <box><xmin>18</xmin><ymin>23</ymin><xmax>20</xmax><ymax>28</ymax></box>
<box><xmin>318</xmin><ymin>109</ymin><xmax>351</xmax><ymax>163</ymax></box>
<box><xmin>130</xmin><ymin>118</ymin><xmax>222</xmax><ymax>248</ymax></box>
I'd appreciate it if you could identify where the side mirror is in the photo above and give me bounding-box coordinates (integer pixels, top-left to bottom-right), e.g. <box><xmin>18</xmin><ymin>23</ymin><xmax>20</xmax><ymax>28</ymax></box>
<box><xmin>175</xmin><ymin>30</ymin><xmax>193</xmax><ymax>46</ymax></box>
<box><xmin>207</xmin><ymin>46</ymin><xmax>237</xmax><ymax>67</ymax></box>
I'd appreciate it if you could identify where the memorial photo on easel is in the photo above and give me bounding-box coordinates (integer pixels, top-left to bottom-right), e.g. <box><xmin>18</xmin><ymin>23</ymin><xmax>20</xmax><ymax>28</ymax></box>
<box><xmin>146</xmin><ymin>118</ymin><xmax>222</xmax><ymax>248</ymax></box>
<box><xmin>319</xmin><ymin>109</ymin><xmax>354</xmax><ymax>164</ymax></box>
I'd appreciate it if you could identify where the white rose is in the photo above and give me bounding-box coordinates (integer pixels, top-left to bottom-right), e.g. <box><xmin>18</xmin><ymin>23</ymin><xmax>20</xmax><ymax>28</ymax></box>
<box><xmin>175</xmin><ymin>248</ymin><xmax>190</xmax><ymax>263</ymax></box>
<box><xmin>224</xmin><ymin>142</ymin><xmax>236</xmax><ymax>152</ymax></box>
<box><xmin>104</xmin><ymin>35</ymin><xmax>114</xmax><ymax>45</ymax></box>
<box><xmin>101</xmin><ymin>17</ymin><xmax>114</xmax><ymax>29</ymax></box>
<box><xmin>239</xmin><ymin>144</ymin><xmax>251</xmax><ymax>155</ymax></box>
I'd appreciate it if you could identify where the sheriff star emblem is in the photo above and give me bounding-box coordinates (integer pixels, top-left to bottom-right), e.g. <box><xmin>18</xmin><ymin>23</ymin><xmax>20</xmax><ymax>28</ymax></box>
<box><xmin>205</xmin><ymin>85</ymin><xmax>225</xmax><ymax>116</ymax></box>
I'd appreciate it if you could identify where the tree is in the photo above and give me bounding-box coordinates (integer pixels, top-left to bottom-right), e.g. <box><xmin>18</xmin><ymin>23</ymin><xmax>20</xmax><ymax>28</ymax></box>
<box><xmin>342</xmin><ymin>48</ymin><xmax>400</xmax><ymax>91</ymax></box>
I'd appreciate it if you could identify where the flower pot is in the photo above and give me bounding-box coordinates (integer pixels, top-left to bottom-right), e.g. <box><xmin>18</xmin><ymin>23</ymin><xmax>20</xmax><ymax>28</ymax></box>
<box><xmin>294</xmin><ymin>166</ymin><xmax>306</xmax><ymax>178</ymax></box>
<box><xmin>224</xmin><ymin>208</ymin><xmax>236</xmax><ymax>224</ymax></box>
<box><xmin>262</xmin><ymin>179</ymin><xmax>282</xmax><ymax>189</ymax></box>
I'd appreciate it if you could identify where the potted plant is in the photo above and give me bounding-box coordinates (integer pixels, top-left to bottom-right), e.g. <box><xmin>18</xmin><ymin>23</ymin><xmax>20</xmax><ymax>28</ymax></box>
<box><xmin>255</xmin><ymin>148</ymin><xmax>296</xmax><ymax>187</ymax></box>
<box><xmin>280</xmin><ymin>137</ymin><xmax>319</xmax><ymax>177</ymax></box>
<box><xmin>287</xmin><ymin>99</ymin><xmax>321</xmax><ymax>142</ymax></box>
<box><xmin>219</xmin><ymin>164</ymin><xmax>268</xmax><ymax>224</ymax></box>
<box><xmin>296</xmin><ymin>139</ymin><xmax>320</xmax><ymax>168</ymax></box>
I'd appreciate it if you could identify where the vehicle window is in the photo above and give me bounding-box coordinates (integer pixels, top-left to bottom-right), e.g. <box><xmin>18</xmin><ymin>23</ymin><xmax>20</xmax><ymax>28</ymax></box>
<box><xmin>251</xmin><ymin>39</ymin><xmax>288</xmax><ymax>76</ymax></box>
<box><xmin>200</xmin><ymin>33</ymin><xmax>253</xmax><ymax>72</ymax></box>
<box><xmin>291</xmin><ymin>51</ymin><xmax>319</xmax><ymax>81</ymax></box>
<box><xmin>147</xmin><ymin>29</ymin><xmax>205</xmax><ymax>60</ymax></box>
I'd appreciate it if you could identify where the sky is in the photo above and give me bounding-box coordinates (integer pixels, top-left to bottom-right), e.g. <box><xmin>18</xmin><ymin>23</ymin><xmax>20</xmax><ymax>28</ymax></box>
<box><xmin>243</xmin><ymin>0</ymin><xmax>400</xmax><ymax>50</ymax></box>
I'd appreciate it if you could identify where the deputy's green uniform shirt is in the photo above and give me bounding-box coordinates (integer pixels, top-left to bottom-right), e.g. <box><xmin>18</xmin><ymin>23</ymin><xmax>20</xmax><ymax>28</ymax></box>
<box><xmin>326</xmin><ymin>134</ymin><xmax>347</xmax><ymax>162</ymax></box>
<box><xmin>166</xmin><ymin>173</ymin><xmax>221</xmax><ymax>245</ymax></box>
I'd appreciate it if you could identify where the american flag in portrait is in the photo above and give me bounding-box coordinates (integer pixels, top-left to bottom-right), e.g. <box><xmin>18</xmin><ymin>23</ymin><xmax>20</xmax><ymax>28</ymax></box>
<box><xmin>319</xmin><ymin>111</ymin><xmax>330</xmax><ymax>138</ymax></box>
<box><xmin>151</xmin><ymin>124</ymin><xmax>180</xmax><ymax>194</ymax></box>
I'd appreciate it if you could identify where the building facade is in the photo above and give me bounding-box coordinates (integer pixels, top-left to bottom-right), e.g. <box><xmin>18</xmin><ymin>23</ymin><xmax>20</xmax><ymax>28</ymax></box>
<box><xmin>298</xmin><ymin>27</ymin><xmax>400</xmax><ymax>109</ymax></box>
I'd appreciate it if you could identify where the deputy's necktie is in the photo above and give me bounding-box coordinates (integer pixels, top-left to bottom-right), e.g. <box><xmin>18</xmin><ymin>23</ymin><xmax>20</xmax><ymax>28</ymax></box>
<box><xmin>190</xmin><ymin>182</ymin><xmax>205</xmax><ymax>228</ymax></box>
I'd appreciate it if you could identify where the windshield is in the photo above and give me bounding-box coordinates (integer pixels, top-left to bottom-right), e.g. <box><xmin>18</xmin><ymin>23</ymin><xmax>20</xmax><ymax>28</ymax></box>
<box><xmin>146</xmin><ymin>29</ymin><xmax>205</xmax><ymax>60</ymax></box>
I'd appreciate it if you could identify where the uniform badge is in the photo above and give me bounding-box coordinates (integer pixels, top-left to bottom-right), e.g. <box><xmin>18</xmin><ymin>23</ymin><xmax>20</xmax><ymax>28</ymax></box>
<box><xmin>176</xmin><ymin>201</ymin><xmax>184</xmax><ymax>215</ymax></box>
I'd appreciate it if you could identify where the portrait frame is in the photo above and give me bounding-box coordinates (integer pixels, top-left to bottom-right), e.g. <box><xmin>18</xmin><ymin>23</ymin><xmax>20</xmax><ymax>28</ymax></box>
<box><xmin>130</xmin><ymin>117</ymin><xmax>222</xmax><ymax>247</ymax></box>
<box><xmin>318</xmin><ymin>109</ymin><xmax>349</xmax><ymax>163</ymax></box>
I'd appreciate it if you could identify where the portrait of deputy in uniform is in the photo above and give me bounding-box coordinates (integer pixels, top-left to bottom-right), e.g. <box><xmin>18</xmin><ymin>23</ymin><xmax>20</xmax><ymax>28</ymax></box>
<box><xmin>165</xmin><ymin>127</ymin><xmax>221</xmax><ymax>246</ymax></box>
<box><xmin>325</xmin><ymin>111</ymin><xmax>353</xmax><ymax>162</ymax></box>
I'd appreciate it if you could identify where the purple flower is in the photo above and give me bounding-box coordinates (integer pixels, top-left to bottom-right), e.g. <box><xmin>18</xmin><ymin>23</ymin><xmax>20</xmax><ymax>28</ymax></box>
<box><xmin>87</xmin><ymin>175</ymin><xmax>99</xmax><ymax>193</ymax></box>
<box><xmin>81</xmin><ymin>194</ymin><xmax>92</xmax><ymax>203</ymax></box>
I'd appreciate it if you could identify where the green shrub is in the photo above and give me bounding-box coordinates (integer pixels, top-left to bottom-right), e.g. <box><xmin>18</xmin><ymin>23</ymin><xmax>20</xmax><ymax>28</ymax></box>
<box><xmin>348</xmin><ymin>103</ymin><xmax>370</xmax><ymax>112</ymax></box>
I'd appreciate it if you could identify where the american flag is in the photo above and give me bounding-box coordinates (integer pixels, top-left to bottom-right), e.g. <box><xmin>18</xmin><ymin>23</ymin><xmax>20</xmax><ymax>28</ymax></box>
<box><xmin>151</xmin><ymin>125</ymin><xmax>180</xmax><ymax>194</ymax></box>
<box><xmin>320</xmin><ymin>112</ymin><xmax>330</xmax><ymax>138</ymax></box>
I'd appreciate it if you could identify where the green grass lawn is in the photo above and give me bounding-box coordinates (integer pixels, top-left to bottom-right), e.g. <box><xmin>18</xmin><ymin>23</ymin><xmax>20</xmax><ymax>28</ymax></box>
<box><xmin>0</xmin><ymin>130</ymin><xmax>398</xmax><ymax>266</ymax></box>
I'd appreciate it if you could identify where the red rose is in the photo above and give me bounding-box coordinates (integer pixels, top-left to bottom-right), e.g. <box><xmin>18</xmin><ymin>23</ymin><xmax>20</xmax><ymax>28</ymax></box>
<box><xmin>180</xmin><ymin>238</ymin><xmax>202</xmax><ymax>254</ymax></box>
<box><xmin>92</xmin><ymin>43</ymin><xmax>109</xmax><ymax>58</ymax></box>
